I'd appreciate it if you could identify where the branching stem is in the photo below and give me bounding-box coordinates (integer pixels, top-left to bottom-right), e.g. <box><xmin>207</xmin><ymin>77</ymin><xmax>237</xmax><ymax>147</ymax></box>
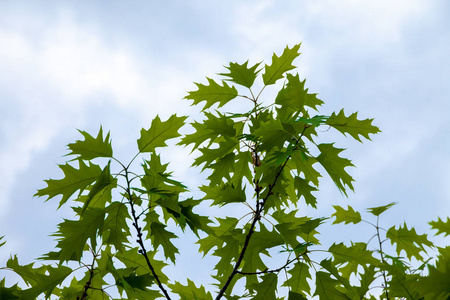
<box><xmin>124</xmin><ymin>168</ymin><xmax>172</xmax><ymax>300</ymax></box>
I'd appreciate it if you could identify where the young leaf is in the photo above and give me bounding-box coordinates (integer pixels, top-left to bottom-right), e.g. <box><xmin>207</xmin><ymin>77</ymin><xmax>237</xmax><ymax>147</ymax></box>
<box><xmin>67</xmin><ymin>126</ymin><xmax>113</xmax><ymax>160</ymax></box>
<box><xmin>35</xmin><ymin>160</ymin><xmax>102</xmax><ymax>208</ymax></box>
<box><xmin>367</xmin><ymin>202</ymin><xmax>397</xmax><ymax>216</ymax></box>
<box><xmin>263</xmin><ymin>44</ymin><xmax>301</xmax><ymax>85</ymax></box>
<box><xmin>326</xmin><ymin>109</ymin><xmax>380</xmax><ymax>142</ymax></box>
<box><xmin>316</xmin><ymin>143</ymin><xmax>354</xmax><ymax>196</ymax></box>
<box><xmin>332</xmin><ymin>205</ymin><xmax>361</xmax><ymax>224</ymax></box>
<box><xmin>386</xmin><ymin>223</ymin><xmax>434</xmax><ymax>260</ymax></box>
<box><xmin>430</xmin><ymin>217</ymin><xmax>450</xmax><ymax>237</ymax></box>
<box><xmin>0</xmin><ymin>236</ymin><xmax>5</xmax><ymax>248</ymax></box>
<box><xmin>137</xmin><ymin>114</ymin><xmax>187</xmax><ymax>153</ymax></box>
<box><xmin>185</xmin><ymin>78</ymin><xmax>238</xmax><ymax>110</ymax></box>
<box><xmin>220</xmin><ymin>60</ymin><xmax>261</xmax><ymax>88</ymax></box>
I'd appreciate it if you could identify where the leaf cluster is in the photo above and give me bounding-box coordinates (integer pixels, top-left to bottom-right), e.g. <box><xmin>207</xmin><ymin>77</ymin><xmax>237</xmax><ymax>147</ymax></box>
<box><xmin>1</xmin><ymin>43</ymin><xmax>449</xmax><ymax>300</ymax></box>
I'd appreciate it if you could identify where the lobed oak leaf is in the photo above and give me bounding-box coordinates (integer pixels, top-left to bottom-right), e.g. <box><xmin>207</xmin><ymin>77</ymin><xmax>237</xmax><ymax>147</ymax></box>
<box><xmin>327</xmin><ymin>109</ymin><xmax>380</xmax><ymax>142</ymax></box>
<box><xmin>67</xmin><ymin>126</ymin><xmax>113</xmax><ymax>160</ymax></box>
<box><xmin>386</xmin><ymin>223</ymin><xmax>434</xmax><ymax>260</ymax></box>
<box><xmin>332</xmin><ymin>205</ymin><xmax>361</xmax><ymax>224</ymax></box>
<box><xmin>430</xmin><ymin>217</ymin><xmax>450</xmax><ymax>237</ymax></box>
<box><xmin>316</xmin><ymin>143</ymin><xmax>354</xmax><ymax>196</ymax></box>
<box><xmin>185</xmin><ymin>78</ymin><xmax>238</xmax><ymax>111</ymax></box>
<box><xmin>50</xmin><ymin>207</ymin><xmax>106</xmax><ymax>262</ymax></box>
<box><xmin>220</xmin><ymin>60</ymin><xmax>261</xmax><ymax>89</ymax></box>
<box><xmin>249</xmin><ymin>273</ymin><xmax>277</xmax><ymax>300</ymax></box>
<box><xmin>137</xmin><ymin>114</ymin><xmax>186</xmax><ymax>153</ymax></box>
<box><xmin>263</xmin><ymin>44</ymin><xmax>301</xmax><ymax>85</ymax></box>
<box><xmin>169</xmin><ymin>279</ymin><xmax>213</xmax><ymax>300</ymax></box>
<box><xmin>148</xmin><ymin>222</ymin><xmax>179</xmax><ymax>263</ymax></box>
<box><xmin>282</xmin><ymin>261</ymin><xmax>311</xmax><ymax>296</ymax></box>
<box><xmin>275</xmin><ymin>73</ymin><xmax>323</xmax><ymax>112</ymax></box>
<box><xmin>35</xmin><ymin>160</ymin><xmax>102</xmax><ymax>208</ymax></box>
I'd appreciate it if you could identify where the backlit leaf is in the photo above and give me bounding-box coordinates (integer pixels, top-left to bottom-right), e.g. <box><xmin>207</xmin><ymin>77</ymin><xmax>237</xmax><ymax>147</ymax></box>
<box><xmin>386</xmin><ymin>223</ymin><xmax>434</xmax><ymax>260</ymax></box>
<box><xmin>317</xmin><ymin>143</ymin><xmax>354</xmax><ymax>196</ymax></box>
<box><xmin>185</xmin><ymin>78</ymin><xmax>238</xmax><ymax>110</ymax></box>
<box><xmin>137</xmin><ymin>114</ymin><xmax>186</xmax><ymax>153</ymax></box>
<box><xmin>367</xmin><ymin>202</ymin><xmax>397</xmax><ymax>217</ymax></box>
<box><xmin>327</xmin><ymin>109</ymin><xmax>380</xmax><ymax>142</ymax></box>
<box><xmin>220</xmin><ymin>60</ymin><xmax>261</xmax><ymax>88</ymax></box>
<box><xmin>263</xmin><ymin>44</ymin><xmax>301</xmax><ymax>85</ymax></box>
<box><xmin>430</xmin><ymin>217</ymin><xmax>450</xmax><ymax>237</ymax></box>
<box><xmin>35</xmin><ymin>160</ymin><xmax>102</xmax><ymax>208</ymax></box>
<box><xmin>332</xmin><ymin>205</ymin><xmax>361</xmax><ymax>224</ymax></box>
<box><xmin>67</xmin><ymin>126</ymin><xmax>113</xmax><ymax>160</ymax></box>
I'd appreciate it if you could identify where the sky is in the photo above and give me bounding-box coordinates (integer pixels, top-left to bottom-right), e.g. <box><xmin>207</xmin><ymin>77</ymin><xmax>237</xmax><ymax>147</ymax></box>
<box><xmin>0</xmin><ymin>0</ymin><xmax>449</xmax><ymax>297</ymax></box>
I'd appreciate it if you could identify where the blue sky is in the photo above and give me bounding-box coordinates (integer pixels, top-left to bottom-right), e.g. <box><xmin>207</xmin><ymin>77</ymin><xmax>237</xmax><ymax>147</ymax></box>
<box><xmin>0</xmin><ymin>0</ymin><xmax>449</xmax><ymax>297</ymax></box>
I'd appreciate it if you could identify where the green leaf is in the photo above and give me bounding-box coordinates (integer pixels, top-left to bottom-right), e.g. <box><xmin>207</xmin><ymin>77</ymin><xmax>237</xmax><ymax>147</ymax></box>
<box><xmin>35</xmin><ymin>160</ymin><xmax>102</xmax><ymax>208</ymax></box>
<box><xmin>275</xmin><ymin>73</ymin><xmax>323</xmax><ymax>112</ymax></box>
<box><xmin>326</xmin><ymin>109</ymin><xmax>380</xmax><ymax>142</ymax></box>
<box><xmin>137</xmin><ymin>114</ymin><xmax>186</xmax><ymax>153</ymax></box>
<box><xmin>81</xmin><ymin>161</ymin><xmax>116</xmax><ymax>214</ymax></box>
<box><xmin>67</xmin><ymin>126</ymin><xmax>113</xmax><ymax>160</ymax></box>
<box><xmin>282</xmin><ymin>262</ymin><xmax>311</xmax><ymax>296</ymax></box>
<box><xmin>316</xmin><ymin>143</ymin><xmax>354</xmax><ymax>196</ymax></box>
<box><xmin>0</xmin><ymin>278</ymin><xmax>20</xmax><ymax>300</ymax></box>
<box><xmin>185</xmin><ymin>78</ymin><xmax>238</xmax><ymax>110</ymax></box>
<box><xmin>119</xmin><ymin>273</ymin><xmax>155</xmax><ymax>291</ymax></box>
<box><xmin>220</xmin><ymin>60</ymin><xmax>261</xmax><ymax>88</ymax></box>
<box><xmin>366</xmin><ymin>202</ymin><xmax>397</xmax><ymax>216</ymax></box>
<box><xmin>328</xmin><ymin>243</ymin><xmax>379</xmax><ymax>274</ymax></box>
<box><xmin>179</xmin><ymin>111</ymin><xmax>237</xmax><ymax>151</ymax></box>
<box><xmin>241</xmin><ymin>224</ymin><xmax>284</xmax><ymax>274</ymax></box>
<box><xmin>288</xmin><ymin>291</ymin><xmax>308</xmax><ymax>300</ymax></box>
<box><xmin>0</xmin><ymin>236</ymin><xmax>5</xmax><ymax>248</ymax></box>
<box><xmin>314</xmin><ymin>271</ymin><xmax>351</xmax><ymax>300</ymax></box>
<box><xmin>200</xmin><ymin>182</ymin><xmax>246</xmax><ymax>206</ymax></box>
<box><xmin>170</xmin><ymin>279</ymin><xmax>213</xmax><ymax>300</ymax></box>
<box><xmin>148</xmin><ymin>222</ymin><xmax>179</xmax><ymax>263</ymax></box>
<box><xmin>115</xmin><ymin>248</ymin><xmax>168</xmax><ymax>284</ymax></box>
<box><xmin>197</xmin><ymin>217</ymin><xmax>240</xmax><ymax>256</ymax></box>
<box><xmin>263</xmin><ymin>44</ymin><xmax>301</xmax><ymax>85</ymax></box>
<box><xmin>293</xmin><ymin>177</ymin><xmax>318</xmax><ymax>208</ymax></box>
<box><xmin>49</xmin><ymin>207</ymin><xmax>106</xmax><ymax>262</ymax></box>
<box><xmin>7</xmin><ymin>257</ymin><xmax>72</xmax><ymax>300</ymax></box>
<box><xmin>430</xmin><ymin>217</ymin><xmax>450</xmax><ymax>237</ymax></box>
<box><xmin>193</xmin><ymin>137</ymin><xmax>238</xmax><ymax>169</ymax></box>
<box><xmin>386</xmin><ymin>223</ymin><xmax>434</xmax><ymax>260</ymax></box>
<box><xmin>332</xmin><ymin>205</ymin><xmax>361</xmax><ymax>224</ymax></box>
<box><xmin>103</xmin><ymin>202</ymin><xmax>131</xmax><ymax>252</ymax></box>
<box><xmin>416</xmin><ymin>246</ymin><xmax>450</xmax><ymax>299</ymax></box>
<box><xmin>250</xmin><ymin>273</ymin><xmax>277</xmax><ymax>300</ymax></box>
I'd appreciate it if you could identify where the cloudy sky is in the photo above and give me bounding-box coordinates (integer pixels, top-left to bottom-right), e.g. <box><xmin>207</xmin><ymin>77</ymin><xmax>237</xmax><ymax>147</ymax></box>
<box><xmin>0</xmin><ymin>0</ymin><xmax>449</xmax><ymax>296</ymax></box>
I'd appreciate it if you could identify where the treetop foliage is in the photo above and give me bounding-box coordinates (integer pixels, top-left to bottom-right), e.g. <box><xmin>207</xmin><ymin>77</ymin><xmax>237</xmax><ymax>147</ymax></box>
<box><xmin>1</xmin><ymin>43</ymin><xmax>449</xmax><ymax>300</ymax></box>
